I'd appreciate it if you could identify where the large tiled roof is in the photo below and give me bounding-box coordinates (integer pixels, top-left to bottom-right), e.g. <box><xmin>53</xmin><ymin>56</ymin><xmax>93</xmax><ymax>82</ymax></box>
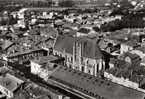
<box><xmin>54</xmin><ymin>35</ymin><xmax>75</xmax><ymax>54</ymax></box>
<box><xmin>7</xmin><ymin>48</ymin><xmax>46</xmax><ymax>58</ymax></box>
<box><xmin>32</xmin><ymin>55</ymin><xmax>59</xmax><ymax>65</ymax></box>
<box><xmin>54</xmin><ymin>35</ymin><xmax>102</xmax><ymax>59</ymax></box>
<box><xmin>49</xmin><ymin>66</ymin><xmax>145</xmax><ymax>99</ymax></box>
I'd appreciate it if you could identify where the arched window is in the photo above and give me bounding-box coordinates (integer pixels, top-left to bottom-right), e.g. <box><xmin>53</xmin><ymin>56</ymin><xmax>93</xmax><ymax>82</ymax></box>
<box><xmin>97</xmin><ymin>64</ymin><xmax>99</xmax><ymax>73</ymax></box>
<box><xmin>88</xmin><ymin>69</ymin><xmax>91</xmax><ymax>74</ymax></box>
<box><xmin>71</xmin><ymin>57</ymin><xmax>73</xmax><ymax>63</ymax></box>
<box><xmin>81</xmin><ymin>66</ymin><xmax>84</xmax><ymax>72</ymax></box>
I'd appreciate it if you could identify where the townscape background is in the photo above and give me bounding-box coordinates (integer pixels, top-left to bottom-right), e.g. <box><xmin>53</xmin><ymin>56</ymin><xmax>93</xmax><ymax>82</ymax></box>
<box><xmin>0</xmin><ymin>0</ymin><xmax>145</xmax><ymax>99</ymax></box>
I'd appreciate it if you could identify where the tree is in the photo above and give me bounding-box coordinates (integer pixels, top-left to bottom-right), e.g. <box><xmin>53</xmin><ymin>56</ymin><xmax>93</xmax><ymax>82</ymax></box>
<box><xmin>110</xmin><ymin>0</ymin><xmax>134</xmax><ymax>9</ymax></box>
<box><xmin>100</xmin><ymin>19</ymin><xmax>124</xmax><ymax>32</ymax></box>
<box><xmin>59</xmin><ymin>0</ymin><xmax>75</xmax><ymax>7</ymax></box>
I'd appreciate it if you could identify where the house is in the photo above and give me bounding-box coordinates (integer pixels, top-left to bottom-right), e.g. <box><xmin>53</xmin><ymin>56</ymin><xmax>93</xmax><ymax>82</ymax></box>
<box><xmin>0</xmin><ymin>73</ymin><xmax>24</xmax><ymax>98</ymax></box>
<box><xmin>103</xmin><ymin>29</ymin><xmax>141</xmax><ymax>55</ymax></box>
<box><xmin>130</xmin><ymin>47</ymin><xmax>145</xmax><ymax>66</ymax></box>
<box><xmin>24</xmin><ymin>83</ymin><xmax>70</xmax><ymax>99</ymax></box>
<box><xmin>107</xmin><ymin>35</ymin><xmax>139</xmax><ymax>55</ymax></box>
<box><xmin>7</xmin><ymin>49</ymin><xmax>48</xmax><ymax>63</ymax></box>
<box><xmin>30</xmin><ymin>55</ymin><xmax>64</xmax><ymax>80</ymax></box>
<box><xmin>76</xmin><ymin>26</ymin><xmax>97</xmax><ymax>37</ymax></box>
<box><xmin>123</xmin><ymin>52</ymin><xmax>141</xmax><ymax>65</ymax></box>
<box><xmin>98</xmin><ymin>38</ymin><xmax>120</xmax><ymax>54</ymax></box>
<box><xmin>109</xmin><ymin>58</ymin><xmax>118</xmax><ymax>69</ymax></box>
<box><xmin>62</xmin><ymin>22</ymin><xmax>80</xmax><ymax>31</ymax></box>
<box><xmin>76</xmin><ymin>27</ymin><xmax>91</xmax><ymax>37</ymax></box>
<box><xmin>17</xmin><ymin>19</ymin><xmax>26</xmax><ymax>28</ymax></box>
<box><xmin>17</xmin><ymin>8</ymin><xmax>27</xmax><ymax>19</ymax></box>
<box><xmin>64</xmin><ymin>15</ymin><xmax>76</xmax><ymax>23</ymax></box>
<box><xmin>120</xmin><ymin>40</ymin><xmax>139</xmax><ymax>54</ymax></box>
<box><xmin>53</xmin><ymin>35</ymin><xmax>105</xmax><ymax>76</ymax></box>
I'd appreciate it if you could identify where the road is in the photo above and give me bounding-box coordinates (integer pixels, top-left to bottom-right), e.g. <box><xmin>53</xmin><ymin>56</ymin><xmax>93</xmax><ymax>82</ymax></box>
<box><xmin>5</xmin><ymin>61</ymin><xmax>82</xmax><ymax>99</ymax></box>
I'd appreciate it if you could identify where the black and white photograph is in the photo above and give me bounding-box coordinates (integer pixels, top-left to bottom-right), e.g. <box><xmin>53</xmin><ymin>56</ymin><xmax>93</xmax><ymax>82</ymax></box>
<box><xmin>0</xmin><ymin>0</ymin><xmax>145</xmax><ymax>99</ymax></box>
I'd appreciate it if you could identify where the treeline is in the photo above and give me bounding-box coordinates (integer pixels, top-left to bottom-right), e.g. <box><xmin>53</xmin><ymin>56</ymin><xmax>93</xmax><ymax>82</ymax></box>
<box><xmin>0</xmin><ymin>0</ymin><xmax>76</xmax><ymax>8</ymax></box>
<box><xmin>100</xmin><ymin>13</ymin><xmax>145</xmax><ymax>32</ymax></box>
<box><xmin>59</xmin><ymin>0</ymin><xmax>75</xmax><ymax>7</ymax></box>
<box><xmin>0</xmin><ymin>0</ymin><xmax>53</xmax><ymax>12</ymax></box>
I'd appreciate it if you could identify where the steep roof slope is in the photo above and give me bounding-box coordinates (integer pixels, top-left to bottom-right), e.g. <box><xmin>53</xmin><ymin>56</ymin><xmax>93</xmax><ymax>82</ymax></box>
<box><xmin>54</xmin><ymin>35</ymin><xmax>102</xmax><ymax>59</ymax></box>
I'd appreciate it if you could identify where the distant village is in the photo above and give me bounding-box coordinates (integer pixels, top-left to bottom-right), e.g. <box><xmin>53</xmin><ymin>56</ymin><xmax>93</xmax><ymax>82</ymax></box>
<box><xmin>0</xmin><ymin>0</ymin><xmax>145</xmax><ymax>99</ymax></box>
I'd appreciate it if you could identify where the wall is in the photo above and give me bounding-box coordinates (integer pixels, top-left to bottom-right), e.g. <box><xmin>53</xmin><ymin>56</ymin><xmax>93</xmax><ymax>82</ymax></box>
<box><xmin>120</xmin><ymin>44</ymin><xmax>133</xmax><ymax>54</ymax></box>
<box><xmin>31</xmin><ymin>61</ymin><xmax>54</xmax><ymax>81</ymax></box>
<box><xmin>0</xmin><ymin>85</ymin><xmax>13</xmax><ymax>98</ymax></box>
<box><xmin>103</xmin><ymin>72</ymin><xmax>145</xmax><ymax>93</ymax></box>
<box><xmin>30</xmin><ymin>61</ymin><xmax>41</xmax><ymax>75</ymax></box>
<box><xmin>72</xmin><ymin>41</ymin><xmax>104</xmax><ymax>76</ymax></box>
